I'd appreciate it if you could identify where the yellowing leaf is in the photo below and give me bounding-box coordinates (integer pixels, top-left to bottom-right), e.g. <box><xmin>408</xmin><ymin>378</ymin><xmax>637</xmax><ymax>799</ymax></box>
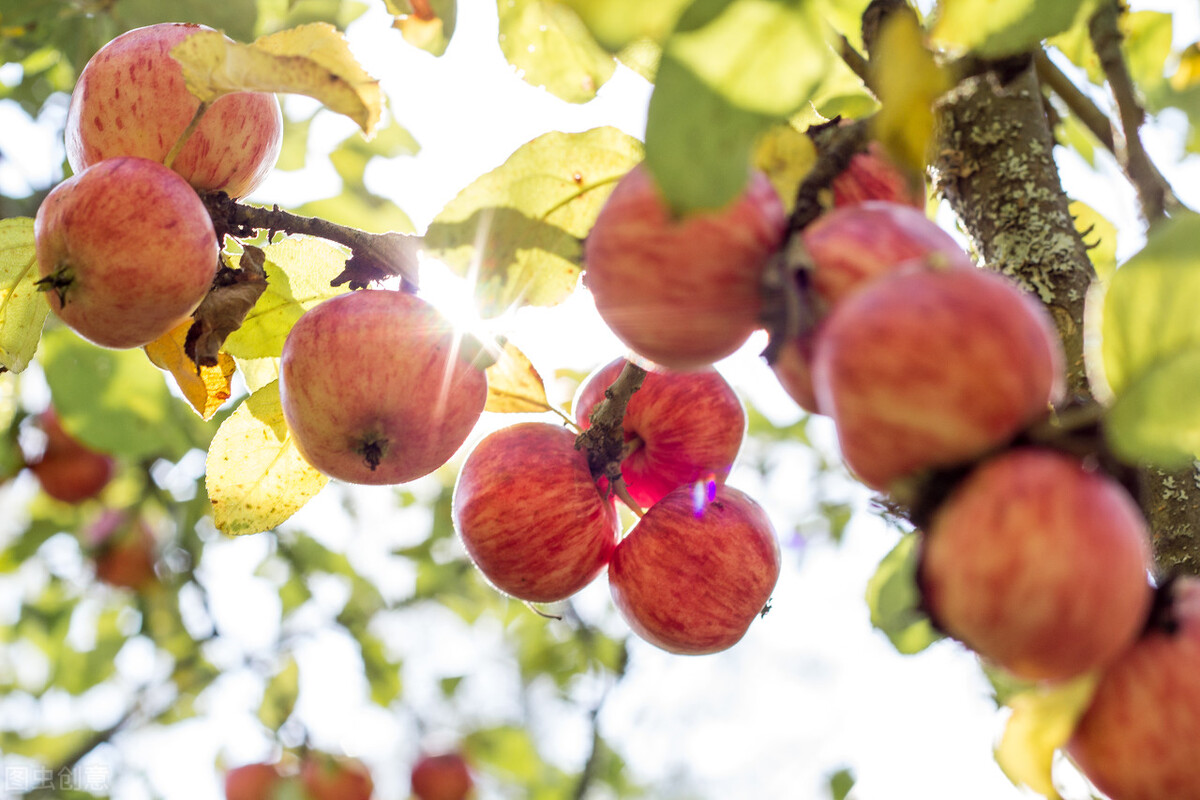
<box><xmin>485</xmin><ymin>341</ymin><xmax>551</xmax><ymax>413</ymax></box>
<box><xmin>1171</xmin><ymin>42</ymin><xmax>1200</xmax><ymax>90</ymax></box>
<box><xmin>206</xmin><ymin>380</ymin><xmax>328</xmax><ymax>536</ymax></box>
<box><xmin>385</xmin><ymin>0</ymin><xmax>457</xmax><ymax>56</ymax></box>
<box><xmin>934</xmin><ymin>0</ymin><xmax>1096</xmax><ymax>58</ymax></box>
<box><xmin>424</xmin><ymin>127</ymin><xmax>642</xmax><ymax>315</ymax></box>
<box><xmin>1069</xmin><ymin>201</ymin><xmax>1117</xmax><ymax>283</ymax></box>
<box><xmin>144</xmin><ymin>320</ymin><xmax>236</xmax><ymax>420</ymax></box>
<box><xmin>995</xmin><ymin>673</ymin><xmax>1099</xmax><ymax>799</ymax></box>
<box><xmin>222</xmin><ymin>238</ymin><xmax>353</xmax><ymax>360</ymax></box>
<box><xmin>754</xmin><ymin>124</ymin><xmax>817</xmax><ymax>214</ymax></box>
<box><xmin>870</xmin><ymin>12</ymin><xmax>952</xmax><ymax>173</ymax></box>
<box><xmin>0</xmin><ymin>217</ymin><xmax>50</xmax><ymax>373</ymax></box>
<box><xmin>171</xmin><ymin>23</ymin><xmax>381</xmax><ymax>135</ymax></box>
<box><xmin>498</xmin><ymin>0</ymin><xmax>616</xmax><ymax>104</ymax></box>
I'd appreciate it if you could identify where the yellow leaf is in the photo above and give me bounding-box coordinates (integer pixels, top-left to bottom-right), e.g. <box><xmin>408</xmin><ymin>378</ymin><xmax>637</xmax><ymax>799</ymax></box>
<box><xmin>144</xmin><ymin>320</ymin><xmax>237</xmax><ymax>420</ymax></box>
<box><xmin>1171</xmin><ymin>42</ymin><xmax>1200</xmax><ymax>90</ymax></box>
<box><xmin>0</xmin><ymin>217</ymin><xmax>50</xmax><ymax>373</ymax></box>
<box><xmin>869</xmin><ymin>13</ymin><xmax>952</xmax><ymax>173</ymax></box>
<box><xmin>995</xmin><ymin>672</ymin><xmax>1099</xmax><ymax>799</ymax></box>
<box><xmin>205</xmin><ymin>380</ymin><xmax>328</xmax><ymax>536</ymax></box>
<box><xmin>754</xmin><ymin>124</ymin><xmax>816</xmax><ymax>213</ymax></box>
<box><xmin>1069</xmin><ymin>200</ymin><xmax>1117</xmax><ymax>283</ymax></box>
<box><xmin>170</xmin><ymin>24</ymin><xmax>381</xmax><ymax>136</ymax></box>
<box><xmin>485</xmin><ymin>341</ymin><xmax>552</xmax><ymax>413</ymax></box>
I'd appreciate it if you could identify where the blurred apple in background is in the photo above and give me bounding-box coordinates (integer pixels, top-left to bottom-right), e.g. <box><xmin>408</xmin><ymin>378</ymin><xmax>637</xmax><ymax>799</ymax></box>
<box><xmin>26</xmin><ymin>408</ymin><xmax>115</xmax><ymax>503</ymax></box>
<box><xmin>411</xmin><ymin>752</ymin><xmax>474</xmax><ymax>800</ymax></box>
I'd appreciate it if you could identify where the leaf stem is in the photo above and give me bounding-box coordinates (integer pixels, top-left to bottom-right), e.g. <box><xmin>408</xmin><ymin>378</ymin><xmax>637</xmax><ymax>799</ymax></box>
<box><xmin>164</xmin><ymin>101</ymin><xmax>209</xmax><ymax>171</ymax></box>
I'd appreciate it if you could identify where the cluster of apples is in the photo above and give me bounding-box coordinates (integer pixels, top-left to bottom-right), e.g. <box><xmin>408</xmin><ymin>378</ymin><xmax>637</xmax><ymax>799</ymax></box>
<box><xmin>225</xmin><ymin>750</ymin><xmax>473</xmax><ymax>800</ymax></box>
<box><xmin>453</xmin><ymin>356</ymin><xmax>780</xmax><ymax>655</ymax></box>
<box><xmin>34</xmin><ymin>23</ymin><xmax>283</xmax><ymax>350</ymax></box>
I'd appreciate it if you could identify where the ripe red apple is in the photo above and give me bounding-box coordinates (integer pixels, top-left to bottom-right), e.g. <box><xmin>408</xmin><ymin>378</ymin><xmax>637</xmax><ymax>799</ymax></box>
<box><xmin>88</xmin><ymin>511</ymin><xmax>159</xmax><ymax>591</ymax></box>
<box><xmin>1068</xmin><ymin>577</ymin><xmax>1200</xmax><ymax>800</ymax></box>
<box><xmin>224</xmin><ymin>762</ymin><xmax>284</xmax><ymax>800</ymax></box>
<box><xmin>583</xmin><ymin>164</ymin><xmax>787</xmax><ymax>370</ymax></box>
<box><xmin>573</xmin><ymin>357</ymin><xmax>745</xmax><ymax>509</ymax></box>
<box><xmin>608</xmin><ymin>483</ymin><xmax>780</xmax><ymax>655</ymax></box>
<box><xmin>66</xmin><ymin>23</ymin><xmax>283</xmax><ymax>198</ymax></box>
<box><xmin>27</xmin><ymin>409</ymin><xmax>115</xmax><ymax>503</ymax></box>
<box><xmin>453</xmin><ymin>422</ymin><xmax>619</xmax><ymax>602</ymax></box>
<box><xmin>920</xmin><ymin>448</ymin><xmax>1152</xmax><ymax>683</ymax></box>
<box><xmin>774</xmin><ymin>202</ymin><xmax>969</xmax><ymax>413</ymax></box>
<box><xmin>832</xmin><ymin>142</ymin><xmax>924</xmax><ymax>209</ymax></box>
<box><xmin>279</xmin><ymin>289</ymin><xmax>487</xmax><ymax>485</ymax></box>
<box><xmin>410</xmin><ymin>752</ymin><xmax>474</xmax><ymax>800</ymax></box>
<box><xmin>35</xmin><ymin>156</ymin><xmax>219</xmax><ymax>349</ymax></box>
<box><xmin>301</xmin><ymin>755</ymin><xmax>373</xmax><ymax>800</ymax></box>
<box><xmin>811</xmin><ymin>260</ymin><xmax>1065</xmax><ymax>490</ymax></box>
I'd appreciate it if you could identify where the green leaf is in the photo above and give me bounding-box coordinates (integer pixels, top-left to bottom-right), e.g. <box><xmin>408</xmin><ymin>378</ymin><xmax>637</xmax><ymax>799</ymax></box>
<box><xmin>828</xmin><ymin>767</ymin><xmax>856</xmax><ymax>800</ymax></box>
<box><xmin>385</xmin><ymin>0</ymin><xmax>458</xmax><ymax>56</ymax></box>
<box><xmin>0</xmin><ymin>217</ymin><xmax>50</xmax><ymax>373</ymax></box>
<box><xmin>464</xmin><ymin>725</ymin><xmax>545</xmax><ymax>782</ymax></box>
<box><xmin>113</xmin><ymin>0</ymin><xmax>260</xmax><ymax>42</ymax></box>
<box><xmin>933</xmin><ymin>0</ymin><xmax>1098</xmax><ymax>57</ymax></box>
<box><xmin>645</xmin><ymin>52</ymin><xmax>770</xmax><ymax>213</ymax></box>
<box><xmin>327</xmin><ymin>122</ymin><xmax>421</xmax><ymax>189</ymax></box>
<box><xmin>1106</xmin><ymin>349</ymin><xmax>1200</xmax><ymax>466</ymax></box>
<box><xmin>258</xmin><ymin>654</ymin><xmax>300</xmax><ymax>730</ymax></box>
<box><xmin>222</xmin><ymin>238</ymin><xmax>353</xmax><ymax>360</ymax></box>
<box><xmin>0</xmin><ymin>729</ymin><xmax>98</xmax><ymax>763</ymax></box>
<box><xmin>53</xmin><ymin>606</ymin><xmax>127</xmax><ymax>695</ymax></box>
<box><xmin>424</xmin><ymin>127</ymin><xmax>642</xmax><ymax>315</ymax></box>
<box><xmin>864</xmin><ymin>532</ymin><xmax>942</xmax><ymax>655</ymax></box>
<box><xmin>560</xmin><ymin>0</ymin><xmax>691</xmax><ymax>50</ymax></box>
<box><xmin>497</xmin><ymin>0</ymin><xmax>616</xmax><ymax>103</ymax></box>
<box><xmin>39</xmin><ymin>326</ymin><xmax>197</xmax><ymax>460</ymax></box>
<box><xmin>358</xmin><ymin>632</ymin><xmax>403</xmax><ymax>707</ymax></box>
<box><xmin>205</xmin><ymin>380</ymin><xmax>329</xmax><ymax>535</ymax></box>
<box><xmin>1098</xmin><ymin>213</ymin><xmax>1200</xmax><ymax>399</ymax></box>
<box><xmin>668</xmin><ymin>0</ymin><xmax>832</xmax><ymax>117</ymax></box>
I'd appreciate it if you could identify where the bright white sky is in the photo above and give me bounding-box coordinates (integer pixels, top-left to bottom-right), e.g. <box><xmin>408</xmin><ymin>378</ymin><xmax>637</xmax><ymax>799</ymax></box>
<box><xmin>3</xmin><ymin>1</ymin><xmax>1200</xmax><ymax>799</ymax></box>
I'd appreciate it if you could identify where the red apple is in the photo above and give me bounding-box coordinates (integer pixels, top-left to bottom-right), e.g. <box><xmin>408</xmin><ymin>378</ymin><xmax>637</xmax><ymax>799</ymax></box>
<box><xmin>224</xmin><ymin>762</ymin><xmax>284</xmax><ymax>800</ymax></box>
<box><xmin>774</xmin><ymin>202</ymin><xmax>969</xmax><ymax>412</ymax></box>
<box><xmin>573</xmin><ymin>357</ymin><xmax>745</xmax><ymax>509</ymax></box>
<box><xmin>583</xmin><ymin>164</ymin><xmax>787</xmax><ymax>370</ymax></box>
<box><xmin>811</xmin><ymin>260</ymin><xmax>1065</xmax><ymax>490</ymax></box>
<box><xmin>66</xmin><ymin>23</ymin><xmax>283</xmax><ymax>198</ymax></box>
<box><xmin>832</xmin><ymin>142</ymin><xmax>924</xmax><ymax>209</ymax></box>
<box><xmin>410</xmin><ymin>752</ymin><xmax>474</xmax><ymax>800</ymax></box>
<box><xmin>920</xmin><ymin>448</ymin><xmax>1152</xmax><ymax>683</ymax></box>
<box><xmin>608</xmin><ymin>483</ymin><xmax>780</xmax><ymax>655</ymax></box>
<box><xmin>1068</xmin><ymin>577</ymin><xmax>1200</xmax><ymax>800</ymax></box>
<box><xmin>35</xmin><ymin>156</ymin><xmax>219</xmax><ymax>349</ymax></box>
<box><xmin>301</xmin><ymin>755</ymin><xmax>373</xmax><ymax>800</ymax></box>
<box><xmin>453</xmin><ymin>422</ymin><xmax>619</xmax><ymax>602</ymax></box>
<box><xmin>88</xmin><ymin>511</ymin><xmax>159</xmax><ymax>591</ymax></box>
<box><xmin>27</xmin><ymin>409</ymin><xmax>115</xmax><ymax>503</ymax></box>
<box><xmin>279</xmin><ymin>289</ymin><xmax>487</xmax><ymax>485</ymax></box>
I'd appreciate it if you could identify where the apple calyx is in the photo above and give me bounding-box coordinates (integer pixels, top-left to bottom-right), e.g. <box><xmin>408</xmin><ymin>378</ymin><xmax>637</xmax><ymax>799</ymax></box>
<box><xmin>355</xmin><ymin>433</ymin><xmax>390</xmax><ymax>472</ymax></box>
<box><xmin>34</xmin><ymin>267</ymin><xmax>75</xmax><ymax>307</ymax></box>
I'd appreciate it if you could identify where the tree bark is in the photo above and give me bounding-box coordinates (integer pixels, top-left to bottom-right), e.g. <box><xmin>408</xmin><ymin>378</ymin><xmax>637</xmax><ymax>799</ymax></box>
<box><xmin>931</xmin><ymin>59</ymin><xmax>1200</xmax><ymax>575</ymax></box>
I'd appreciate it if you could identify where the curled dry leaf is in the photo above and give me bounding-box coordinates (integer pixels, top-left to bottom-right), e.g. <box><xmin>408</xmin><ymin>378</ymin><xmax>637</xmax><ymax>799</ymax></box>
<box><xmin>186</xmin><ymin>245</ymin><xmax>269</xmax><ymax>367</ymax></box>
<box><xmin>170</xmin><ymin>23</ymin><xmax>381</xmax><ymax>136</ymax></box>
<box><xmin>144</xmin><ymin>320</ymin><xmax>237</xmax><ymax>420</ymax></box>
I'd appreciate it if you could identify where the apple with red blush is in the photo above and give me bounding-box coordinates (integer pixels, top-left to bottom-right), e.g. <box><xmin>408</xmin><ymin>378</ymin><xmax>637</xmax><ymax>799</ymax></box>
<box><xmin>919</xmin><ymin>448</ymin><xmax>1153</xmax><ymax>683</ymax></box>
<box><xmin>584</xmin><ymin>164</ymin><xmax>787</xmax><ymax>370</ymax></box>
<box><xmin>832</xmin><ymin>142</ymin><xmax>924</xmax><ymax>209</ymax></box>
<box><xmin>224</xmin><ymin>762</ymin><xmax>286</xmax><ymax>800</ymax></box>
<box><xmin>453</xmin><ymin>422</ymin><xmax>618</xmax><ymax>602</ymax></box>
<box><xmin>573</xmin><ymin>357</ymin><xmax>745</xmax><ymax>509</ymax></box>
<box><xmin>280</xmin><ymin>289</ymin><xmax>487</xmax><ymax>485</ymax></box>
<box><xmin>411</xmin><ymin>752</ymin><xmax>474</xmax><ymax>800</ymax></box>
<box><xmin>26</xmin><ymin>409</ymin><xmax>116</xmax><ymax>504</ymax></box>
<box><xmin>301</xmin><ymin>755</ymin><xmax>373</xmax><ymax>800</ymax></box>
<box><xmin>608</xmin><ymin>483</ymin><xmax>780</xmax><ymax>655</ymax></box>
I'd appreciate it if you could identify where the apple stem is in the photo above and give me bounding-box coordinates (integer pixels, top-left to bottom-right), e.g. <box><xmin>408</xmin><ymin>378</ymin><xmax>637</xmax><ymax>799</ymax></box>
<box><xmin>525</xmin><ymin>602</ymin><xmax>564</xmax><ymax>620</ymax></box>
<box><xmin>164</xmin><ymin>101</ymin><xmax>209</xmax><ymax>171</ymax></box>
<box><xmin>610</xmin><ymin>475</ymin><xmax>644</xmax><ymax>518</ymax></box>
<box><xmin>620</xmin><ymin>435</ymin><xmax>643</xmax><ymax>461</ymax></box>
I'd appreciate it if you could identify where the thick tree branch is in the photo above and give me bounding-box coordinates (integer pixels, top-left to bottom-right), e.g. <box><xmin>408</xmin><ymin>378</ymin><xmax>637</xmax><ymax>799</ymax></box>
<box><xmin>201</xmin><ymin>192</ymin><xmax>421</xmax><ymax>290</ymax></box>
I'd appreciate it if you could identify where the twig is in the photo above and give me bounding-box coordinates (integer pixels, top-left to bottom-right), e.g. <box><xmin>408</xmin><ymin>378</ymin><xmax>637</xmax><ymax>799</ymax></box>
<box><xmin>836</xmin><ymin>35</ymin><xmax>873</xmax><ymax>92</ymax></box>
<box><xmin>1034</xmin><ymin>51</ymin><xmax>1115</xmax><ymax>151</ymax></box>
<box><xmin>574</xmin><ymin>360</ymin><xmax>647</xmax><ymax>514</ymax></box>
<box><xmin>1087</xmin><ymin>1</ymin><xmax>1172</xmax><ymax>224</ymax></box>
<box><xmin>201</xmin><ymin>192</ymin><xmax>422</xmax><ymax>290</ymax></box>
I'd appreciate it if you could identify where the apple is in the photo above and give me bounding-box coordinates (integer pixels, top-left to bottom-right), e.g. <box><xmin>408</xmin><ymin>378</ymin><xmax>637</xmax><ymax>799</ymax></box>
<box><xmin>453</xmin><ymin>422</ymin><xmax>619</xmax><ymax>602</ymax></box>
<box><xmin>832</xmin><ymin>142</ymin><xmax>924</xmax><ymax>209</ymax></box>
<box><xmin>88</xmin><ymin>511</ymin><xmax>159</xmax><ymax>591</ymax></box>
<box><xmin>279</xmin><ymin>289</ymin><xmax>487</xmax><ymax>485</ymax></box>
<box><xmin>1068</xmin><ymin>577</ymin><xmax>1200</xmax><ymax>800</ymax></box>
<box><xmin>920</xmin><ymin>448</ymin><xmax>1152</xmax><ymax>683</ymax></box>
<box><xmin>811</xmin><ymin>260</ymin><xmax>1065</xmax><ymax>490</ymax></box>
<box><xmin>66</xmin><ymin>23</ymin><xmax>283</xmax><ymax>198</ymax></box>
<box><xmin>608</xmin><ymin>483</ymin><xmax>780</xmax><ymax>655</ymax></box>
<box><xmin>224</xmin><ymin>762</ymin><xmax>284</xmax><ymax>800</ymax></box>
<box><xmin>774</xmin><ymin>202</ymin><xmax>969</xmax><ymax>413</ymax></box>
<box><xmin>583</xmin><ymin>164</ymin><xmax>787</xmax><ymax>370</ymax></box>
<box><xmin>301</xmin><ymin>755</ymin><xmax>373</xmax><ymax>800</ymax></box>
<box><xmin>410</xmin><ymin>752</ymin><xmax>474</xmax><ymax>800</ymax></box>
<box><xmin>573</xmin><ymin>357</ymin><xmax>745</xmax><ymax>509</ymax></box>
<box><xmin>27</xmin><ymin>409</ymin><xmax>115</xmax><ymax>503</ymax></box>
<box><xmin>35</xmin><ymin>156</ymin><xmax>220</xmax><ymax>349</ymax></box>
